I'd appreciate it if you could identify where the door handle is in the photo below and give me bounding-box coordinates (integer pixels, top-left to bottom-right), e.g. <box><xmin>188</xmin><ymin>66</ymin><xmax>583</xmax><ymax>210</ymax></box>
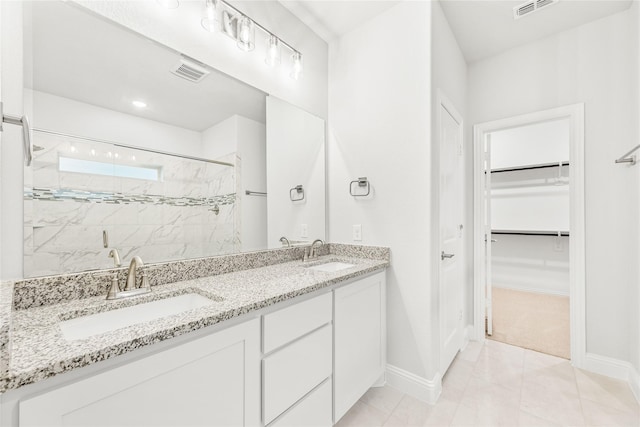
<box><xmin>441</xmin><ymin>251</ymin><xmax>455</xmax><ymax>260</ymax></box>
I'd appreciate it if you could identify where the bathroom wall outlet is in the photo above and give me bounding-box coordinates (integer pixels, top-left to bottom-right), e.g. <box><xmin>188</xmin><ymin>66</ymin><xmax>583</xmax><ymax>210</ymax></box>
<box><xmin>353</xmin><ymin>224</ymin><xmax>362</xmax><ymax>241</ymax></box>
<box><xmin>300</xmin><ymin>224</ymin><xmax>308</xmax><ymax>239</ymax></box>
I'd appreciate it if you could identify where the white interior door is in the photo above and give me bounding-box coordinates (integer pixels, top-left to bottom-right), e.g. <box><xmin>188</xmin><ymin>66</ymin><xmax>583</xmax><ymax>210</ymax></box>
<box><xmin>439</xmin><ymin>97</ymin><xmax>464</xmax><ymax>374</ymax></box>
<box><xmin>484</xmin><ymin>135</ymin><xmax>493</xmax><ymax>336</ymax></box>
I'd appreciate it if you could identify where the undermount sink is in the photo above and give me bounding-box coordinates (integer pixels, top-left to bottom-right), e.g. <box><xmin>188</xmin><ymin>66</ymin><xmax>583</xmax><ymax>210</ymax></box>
<box><xmin>306</xmin><ymin>261</ymin><xmax>356</xmax><ymax>273</ymax></box>
<box><xmin>59</xmin><ymin>293</ymin><xmax>218</xmax><ymax>341</ymax></box>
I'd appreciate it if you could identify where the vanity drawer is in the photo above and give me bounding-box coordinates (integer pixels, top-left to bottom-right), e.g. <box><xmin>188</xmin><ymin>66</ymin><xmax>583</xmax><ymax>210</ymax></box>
<box><xmin>269</xmin><ymin>379</ymin><xmax>332</xmax><ymax>427</ymax></box>
<box><xmin>262</xmin><ymin>324</ymin><xmax>332</xmax><ymax>425</ymax></box>
<box><xmin>262</xmin><ymin>292</ymin><xmax>332</xmax><ymax>353</ymax></box>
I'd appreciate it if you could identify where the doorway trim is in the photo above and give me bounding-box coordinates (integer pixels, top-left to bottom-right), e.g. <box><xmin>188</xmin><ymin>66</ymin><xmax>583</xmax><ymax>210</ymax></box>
<box><xmin>472</xmin><ymin>103</ymin><xmax>585</xmax><ymax>367</ymax></box>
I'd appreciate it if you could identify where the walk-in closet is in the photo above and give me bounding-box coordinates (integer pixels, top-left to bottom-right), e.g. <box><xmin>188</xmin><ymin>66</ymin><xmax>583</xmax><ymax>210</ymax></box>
<box><xmin>487</xmin><ymin>118</ymin><xmax>571</xmax><ymax>359</ymax></box>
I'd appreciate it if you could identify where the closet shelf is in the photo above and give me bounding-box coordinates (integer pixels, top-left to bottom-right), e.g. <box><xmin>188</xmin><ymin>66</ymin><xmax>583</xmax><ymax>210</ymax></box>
<box><xmin>491</xmin><ymin>229</ymin><xmax>569</xmax><ymax>237</ymax></box>
<box><xmin>490</xmin><ymin>161</ymin><xmax>569</xmax><ymax>174</ymax></box>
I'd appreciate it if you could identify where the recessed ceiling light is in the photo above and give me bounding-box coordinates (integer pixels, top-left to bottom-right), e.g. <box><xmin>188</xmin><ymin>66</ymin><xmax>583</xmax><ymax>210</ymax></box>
<box><xmin>132</xmin><ymin>100</ymin><xmax>147</xmax><ymax>108</ymax></box>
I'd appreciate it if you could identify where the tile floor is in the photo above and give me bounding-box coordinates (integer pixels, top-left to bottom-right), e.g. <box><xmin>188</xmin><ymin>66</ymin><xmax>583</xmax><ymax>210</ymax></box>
<box><xmin>336</xmin><ymin>340</ymin><xmax>640</xmax><ymax>426</ymax></box>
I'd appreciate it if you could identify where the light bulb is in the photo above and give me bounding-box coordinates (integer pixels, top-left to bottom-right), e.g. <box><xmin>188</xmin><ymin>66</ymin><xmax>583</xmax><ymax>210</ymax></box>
<box><xmin>265</xmin><ymin>35</ymin><xmax>281</xmax><ymax>67</ymax></box>
<box><xmin>236</xmin><ymin>16</ymin><xmax>255</xmax><ymax>52</ymax></box>
<box><xmin>290</xmin><ymin>51</ymin><xmax>303</xmax><ymax>80</ymax></box>
<box><xmin>201</xmin><ymin>0</ymin><xmax>216</xmax><ymax>33</ymax></box>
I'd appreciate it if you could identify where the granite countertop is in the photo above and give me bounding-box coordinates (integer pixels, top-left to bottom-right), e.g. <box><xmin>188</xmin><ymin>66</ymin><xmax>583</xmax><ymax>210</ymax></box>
<box><xmin>0</xmin><ymin>253</ymin><xmax>388</xmax><ymax>393</ymax></box>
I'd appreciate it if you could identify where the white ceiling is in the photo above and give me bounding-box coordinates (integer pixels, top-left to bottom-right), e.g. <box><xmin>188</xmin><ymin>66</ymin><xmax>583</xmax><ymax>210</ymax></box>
<box><xmin>278</xmin><ymin>0</ymin><xmax>402</xmax><ymax>41</ymax></box>
<box><xmin>25</xmin><ymin>1</ymin><xmax>266</xmax><ymax>132</ymax></box>
<box><xmin>439</xmin><ymin>0</ymin><xmax>633</xmax><ymax>63</ymax></box>
<box><xmin>279</xmin><ymin>0</ymin><xmax>633</xmax><ymax>63</ymax></box>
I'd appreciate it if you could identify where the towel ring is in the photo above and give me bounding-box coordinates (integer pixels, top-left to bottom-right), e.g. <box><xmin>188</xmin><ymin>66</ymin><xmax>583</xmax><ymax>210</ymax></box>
<box><xmin>290</xmin><ymin>185</ymin><xmax>304</xmax><ymax>202</ymax></box>
<box><xmin>349</xmin><ymin>177</ymin><xmax>370</xmax><ymax>197</ymax></box>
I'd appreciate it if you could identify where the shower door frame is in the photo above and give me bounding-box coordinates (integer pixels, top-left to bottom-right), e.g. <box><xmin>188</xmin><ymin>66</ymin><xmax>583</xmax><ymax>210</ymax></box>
<box><xmin>472</xmin><ymin>103</ymin><xmax>585</xmax><ymax>367</ymax></box>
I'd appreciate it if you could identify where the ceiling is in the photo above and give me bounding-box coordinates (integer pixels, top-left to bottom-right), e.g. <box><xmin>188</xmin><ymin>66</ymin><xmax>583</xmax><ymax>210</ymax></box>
<box><xmin>436</xmin><ymin>0</ymin><xmax>632</xmax><ymax>63</ymax></box>
<box><xmin>280</xmin><ymin>0</ymin><xmax>633</xmax><ymax>63</ymax></box>
<box><xmin>25</xmin><ymin>1</ymin><xmax>266</xmax><ymax>132</ymax></box>
<box><xmin>278</xmin><ymin>0</ymin><xmax>402</xmax><ymax>41</ymax></box>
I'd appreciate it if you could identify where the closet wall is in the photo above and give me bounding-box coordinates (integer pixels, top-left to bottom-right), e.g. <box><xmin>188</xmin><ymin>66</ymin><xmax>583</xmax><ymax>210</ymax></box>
<box><xmin>490</xmin><ymin>120</ymin><xmax>570</xmax><ymax>296</ymax></box>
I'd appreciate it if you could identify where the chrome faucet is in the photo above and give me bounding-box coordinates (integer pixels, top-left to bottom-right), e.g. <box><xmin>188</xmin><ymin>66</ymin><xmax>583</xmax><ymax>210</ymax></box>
<box><xmin>307</xmin><ymin>239</ymin><xmax>325</xmax><ymax>260</ymax></box>
<box><xmin>279</xmin><ymin>236</ymin><xmax>291</xmax><ymax>247</ymax></box>
<box><xmin>106</xmin><ymin>256</ymin><xmax>151</xmax><ymax>300</ymax></box>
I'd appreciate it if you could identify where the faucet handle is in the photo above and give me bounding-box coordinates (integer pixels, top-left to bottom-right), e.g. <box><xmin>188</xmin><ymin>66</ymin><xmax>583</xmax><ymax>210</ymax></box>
<box><xmin>106</xmin><ymin>273</ymin><xmax>120</xmax><ymax>300</ymax></box>
<box><xmin>140</xmin><ymin>272</ymin><xmax>150</xmax><ymax>290</ymax></box>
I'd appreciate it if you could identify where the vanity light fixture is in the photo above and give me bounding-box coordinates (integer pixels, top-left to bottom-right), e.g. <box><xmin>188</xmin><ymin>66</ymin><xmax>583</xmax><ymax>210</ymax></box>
<box><xmin>236</xmin><ymin>16</ymin><xmax>255</xmax><ymax>51</ymax></box>
<box><xmin>201</xmin><ymin>0</ymin><xmax>217</xmax><ymax>33</ymax></box>
<box><xmin>160</xmin><ymin>0</ymin><xmax>303</xmax><ymax>79</ymax></box>
<box><xmin>265</xmin><ymin>34</ymin><xmax>281</xmax><ymax>66</ymax></box>
<box><xmin>290</xmin><ymin>51</ymin><xmax>303</xmax><ymax>80</ymax></box>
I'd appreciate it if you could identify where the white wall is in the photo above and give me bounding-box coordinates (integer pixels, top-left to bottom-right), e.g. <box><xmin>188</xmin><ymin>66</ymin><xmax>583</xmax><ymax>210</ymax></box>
<box><xmin>490</xmin><ymin>119</ymin><xmax>570</xmax><ymax>169</ymax></box>
<box><xmin>632</xmin><ymin>0</ymin><xmax>640</xmax><ymax>383</ymax></box>
<box><xmin>266</xmin><ymin>96</ymin><xmax>324</xmax><ymax>248</ymax></box>
<box><xmin>202</xmin><ymin>115</ymin><xmax>267</xmax><ymax>252</ymax></box>
<box><xmin>26</xmin><ymin>89</ymin><xmax>203</xmax><ymax>157</ymax></box>
<box><xmin>329</xmin><ymin>1</ymin><xmax>434</xmax><ymax>382</ymax></box>
<box><xmin>492</xmin><ymin>235</ymin><xmax>570</xmax><ymax>296</ymax></box>
<box><xmin>468</xmin><ymin>7</ymin><xmax>639</xmax><ymax>364</ymax></box>
<box><xmin>202</xmin><ymin>116</ymin><xmax>239</xmax><ymax>160</ymax></box>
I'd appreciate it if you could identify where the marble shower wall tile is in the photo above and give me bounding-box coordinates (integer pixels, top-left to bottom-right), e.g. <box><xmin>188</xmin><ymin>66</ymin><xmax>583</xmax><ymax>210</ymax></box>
<box><xmin>25</xmin><ymin>131</ymin><xmax>237</xmax><ymax>278</ymax></box>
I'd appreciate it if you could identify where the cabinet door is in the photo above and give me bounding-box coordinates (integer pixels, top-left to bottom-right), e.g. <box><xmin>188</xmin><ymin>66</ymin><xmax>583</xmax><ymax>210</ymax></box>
<box><xmin>270</xmin><ymin>379</ymin><xmax>332</xmax><ymax>427</ymax></box>
<box><xmin>334</xmin><ymin>272</ymin><xmax>386</xmax><ymax>422</ymax></box>
<box><xmin>20</xmin><ymin>319</ymin><xmax>260</xmax><ymax>427</ymax></box>
<box><xmin>262</xmin><ymin>324</ymin><xmax>332</xmax><ymax>425</ymax></box>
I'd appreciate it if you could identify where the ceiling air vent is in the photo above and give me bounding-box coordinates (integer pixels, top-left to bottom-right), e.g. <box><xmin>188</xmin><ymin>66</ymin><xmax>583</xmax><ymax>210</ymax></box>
<box><xmin>513</xmin><ymin>0</ymin><xmax>559</xmax><ymax>19</ymax></box>
<box><xmin>170</xmin><ymin>56</ymin><xmax>210</xmax><ymax>83</ymax></box>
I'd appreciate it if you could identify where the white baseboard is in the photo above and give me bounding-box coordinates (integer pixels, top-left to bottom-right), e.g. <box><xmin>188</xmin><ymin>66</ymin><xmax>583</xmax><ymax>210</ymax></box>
<box><xmin>583</xmin><ymin>353</ymin><xmax>640</xmax><ymax>403</ymax></box>
<box><xmin>385</xmin><ymin>364</ymin><xmax>441</xmax><ymax>404</ymax></box>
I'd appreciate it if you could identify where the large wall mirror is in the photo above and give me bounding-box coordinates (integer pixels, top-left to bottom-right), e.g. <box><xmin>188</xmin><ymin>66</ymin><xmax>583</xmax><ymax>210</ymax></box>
<box><xmin>22</xmin><ymin>1</ymin><xmax>326</xmax><ymax>278</ymax></box>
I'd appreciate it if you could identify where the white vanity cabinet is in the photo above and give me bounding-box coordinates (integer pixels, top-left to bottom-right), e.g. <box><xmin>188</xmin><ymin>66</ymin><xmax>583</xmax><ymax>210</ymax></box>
<box><xmin>18</xmin><ymin>318</ymin><xmax>261</xmax><ymax>427</ymax></box>
<box><xmin>334</xmin><ymin>271</ymin><xmax>386</xmax><ymax>423</ymax></box>
<box><xmin>262</xmin><ymin>292</ymin><xmax>333</xmax><ymax>426</ymax></box>
<box><xmin>3</xmin><ymin>268</ymin><xmax>387</xmax><ymax>427</ymax></box>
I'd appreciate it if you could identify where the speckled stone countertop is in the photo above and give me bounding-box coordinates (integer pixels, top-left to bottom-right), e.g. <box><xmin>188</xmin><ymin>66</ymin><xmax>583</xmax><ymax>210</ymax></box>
<box><xmin>0</xmin><ymin>246</ymin><xmax>388</xmax><ymax>393</ymax></box>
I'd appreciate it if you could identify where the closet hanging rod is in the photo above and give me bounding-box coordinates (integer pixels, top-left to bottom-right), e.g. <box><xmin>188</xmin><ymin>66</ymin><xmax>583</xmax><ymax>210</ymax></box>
<box><xmin>490</xmin><ymin>161</ymin><xmax>569</xmax><ymax>174</ymax></box>
<box><xmin>245</xmin><ymin>190</ymin><xmax>267</xmax><ymax>196</ymax></box>
<box><xmin>491</xmin><ymin>229</ymin><xmax>569</xmax><ymax>237</ymax></box>
<box><xmin>615</xmin><ymin>144</ymin><xmax>640</xmax><ymax>165</ymax></box>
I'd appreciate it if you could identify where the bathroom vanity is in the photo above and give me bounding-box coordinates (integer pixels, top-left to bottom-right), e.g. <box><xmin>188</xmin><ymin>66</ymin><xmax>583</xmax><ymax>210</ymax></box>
<box><xmin>0</xmin><ymin>245</ymin><xmax>388</xmax><ymax>426</ymax></box>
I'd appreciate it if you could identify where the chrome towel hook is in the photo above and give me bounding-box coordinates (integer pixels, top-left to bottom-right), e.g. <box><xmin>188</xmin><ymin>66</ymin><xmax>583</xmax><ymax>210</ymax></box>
<box><xmin>0</xmin><ymin>102</ymin><xmax>32</xmax><ymax>166</ymax></box>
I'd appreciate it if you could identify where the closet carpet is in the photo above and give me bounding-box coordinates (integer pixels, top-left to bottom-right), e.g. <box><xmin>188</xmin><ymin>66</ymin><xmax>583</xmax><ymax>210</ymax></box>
<box><xmin>488</xmin><ymin>287</ymin><xmax>570</xmax><ymax>359</ymax></box>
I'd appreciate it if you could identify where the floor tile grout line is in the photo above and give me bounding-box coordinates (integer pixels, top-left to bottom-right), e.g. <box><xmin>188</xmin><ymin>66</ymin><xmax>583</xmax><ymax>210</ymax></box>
<box><xmin>380</xmin><ymin>391</ymin><xmax>405</xmax><ymax>426</ymax></box>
